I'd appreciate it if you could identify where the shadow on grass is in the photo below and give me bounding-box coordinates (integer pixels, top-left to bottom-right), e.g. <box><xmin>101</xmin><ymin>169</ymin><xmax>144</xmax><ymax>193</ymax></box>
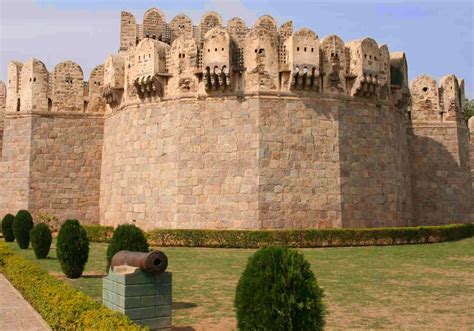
<box><xmin>173</xmin><ymin>302</ymin><xmax>198</xmax><ymax>310</ymax></box>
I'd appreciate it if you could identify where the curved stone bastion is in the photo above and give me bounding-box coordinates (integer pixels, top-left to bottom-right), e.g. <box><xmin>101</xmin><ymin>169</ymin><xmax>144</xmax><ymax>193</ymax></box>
<box><xmin>0</xmin><ymin>8</ymin><xmax>471</xmax><ymax>230</ymax></box>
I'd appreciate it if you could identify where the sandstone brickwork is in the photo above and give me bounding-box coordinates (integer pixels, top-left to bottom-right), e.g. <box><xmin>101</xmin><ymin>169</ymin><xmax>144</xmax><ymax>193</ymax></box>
<box><xmin>0</xmin><ymin>7</ymin><xmax>471</xmax><ymax>229</ymax></box>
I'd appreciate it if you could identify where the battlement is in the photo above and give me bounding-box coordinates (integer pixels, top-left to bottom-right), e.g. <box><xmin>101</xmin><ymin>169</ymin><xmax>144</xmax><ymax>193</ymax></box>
<box><xmin>4</xmin><ymin>59</ymin><xmax>105</xmax><ymax>115</ymax></box>
<box><xmin>4</xmin><ymin>8</ymin><xmax>468</xmax><ymax>122</ymax></box>
<box><xmin>0</xmin><ymin>7</ymin><xmax>471</xmax><ymax>230</ymax></box>
<box><xmin>410</xmin><ymin>74</ymin><xmax>465</xmax><ymax>122</ymax></box>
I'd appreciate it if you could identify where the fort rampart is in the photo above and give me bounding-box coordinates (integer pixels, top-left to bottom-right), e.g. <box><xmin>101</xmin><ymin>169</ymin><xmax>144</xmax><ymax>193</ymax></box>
<box><xmin>0</xmin><ymin>9</ymin><xmax>471</xmax><ymax>229</ymax></box>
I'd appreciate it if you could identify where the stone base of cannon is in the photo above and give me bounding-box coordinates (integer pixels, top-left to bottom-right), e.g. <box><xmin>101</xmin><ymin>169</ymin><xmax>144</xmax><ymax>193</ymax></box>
<box><xmin>103</xmin><ymin>266</ymin><xmax>172</xmax><ymax>331</ymax></box>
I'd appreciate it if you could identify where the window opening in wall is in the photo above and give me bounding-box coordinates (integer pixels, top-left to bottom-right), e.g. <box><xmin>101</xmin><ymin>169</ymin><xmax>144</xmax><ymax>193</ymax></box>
<box><xmin>16</xmin><ymin>98</ymin><xmax>20</xmax><ymax>112</ymax></box>
<box><xmin>422</xmin><ymin>87</ymin><xmax>428</xmax><ymax>92</ymax></box>
<box><xmin>48</xmin><ymin>98</ymin><xmax>52</xmax><ymax>111</ymax></box>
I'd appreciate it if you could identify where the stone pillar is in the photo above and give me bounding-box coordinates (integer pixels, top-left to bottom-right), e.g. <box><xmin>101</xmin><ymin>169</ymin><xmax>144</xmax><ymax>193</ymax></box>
<box><xmin>103</xmin><ymin>267</ymin><xmax>172</xmax><ymax>331</ymax></box>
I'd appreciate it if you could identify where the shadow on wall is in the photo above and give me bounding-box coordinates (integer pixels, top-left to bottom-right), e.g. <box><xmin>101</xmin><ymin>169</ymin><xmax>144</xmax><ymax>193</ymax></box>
<box><xmin>337</xmin><ymin>103</ymin><xmax>413</xmax><ymax>228</ymax></box>
<box><xmin>408</xmin><ymin>129</ymin><xmax>471</xmax><ymax>226</ymax></box>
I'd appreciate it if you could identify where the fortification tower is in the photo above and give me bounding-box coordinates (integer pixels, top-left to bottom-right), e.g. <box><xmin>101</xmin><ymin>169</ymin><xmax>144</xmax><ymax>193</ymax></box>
<box><xmin>0</xmin><ymin>7</ymin><xmax>471</xmax><ymax>229</ymax></box>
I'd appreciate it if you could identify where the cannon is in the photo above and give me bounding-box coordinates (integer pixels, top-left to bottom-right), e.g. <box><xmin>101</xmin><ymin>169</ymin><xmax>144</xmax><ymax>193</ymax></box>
<box><xmin>110</xmin><ymin>250</ymin><xmax>168</xmax><ymax>274</ymax></box>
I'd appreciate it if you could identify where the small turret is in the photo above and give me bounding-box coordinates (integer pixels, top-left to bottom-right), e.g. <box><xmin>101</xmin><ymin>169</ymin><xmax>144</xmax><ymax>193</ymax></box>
<box><xmin>103</xmin><ymin>55</ymin><xmax>125</xmax><ymax>107</ymax></box>
<box><xmin>202</xmin><ymin>27</ymin><xmax>232</xmax><ymax>91</ymax></box>
<box><xmin>320</xmin><ymin>35</ymin><xmax>347</xmax><ymax>94</ymax></box>
<box><xmin>347</xmin><ymin>38</ymin><xmax>382</xmax><ymax>97</ymax></box>
<box><xmin>284</xmin><ymin>28</ymin><xmax>320</xmax><ymax>91</ymax></box>
<box><xmin>410</xmin><ymin>75</ymin><xmax>440</xmax><ymax>121</ymax></box>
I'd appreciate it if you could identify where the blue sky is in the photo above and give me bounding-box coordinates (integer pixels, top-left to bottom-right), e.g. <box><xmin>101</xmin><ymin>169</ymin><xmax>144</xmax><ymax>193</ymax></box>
<box><xmin>0</xmin><ymin>0</ymin><xmax>473</xmax><ymax>98</ymax></box>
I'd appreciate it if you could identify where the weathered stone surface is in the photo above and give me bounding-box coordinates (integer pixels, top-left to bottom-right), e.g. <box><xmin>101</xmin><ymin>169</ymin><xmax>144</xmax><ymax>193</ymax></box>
<box><xmin>0</xmin><ymin>7</ymin><xmax>471</xmax><ymax>229</ymax></box>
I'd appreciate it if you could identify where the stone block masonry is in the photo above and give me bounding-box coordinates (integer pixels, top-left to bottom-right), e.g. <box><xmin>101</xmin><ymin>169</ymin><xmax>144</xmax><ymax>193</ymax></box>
<box><xmin>0</xmin><ymin>6</ymin><xmax>471</xmax><ymax>230</ymax></box>
<box><xmin>0</xmin><ymin>113</ymin><xmax>104</xmax><ymax>224</ymax></box>
<box><xmin>103</xmin><ymin>270</ymin><xmax>172</xmax><ymax>331</ymax></box>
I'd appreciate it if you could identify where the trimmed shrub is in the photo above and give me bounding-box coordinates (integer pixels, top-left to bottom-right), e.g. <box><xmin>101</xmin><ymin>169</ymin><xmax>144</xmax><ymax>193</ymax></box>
<box><xmin>0</xmin><ymin>241</ymin><xmax>144</xmax><ymax>330</ymax></box>
<box><xmin>57</xmin><ymin>220</ymin><xmax>89</xmax><ymax>278</ymax></box>
<box><xmin>235</xmin><ymin>246</ymin><xmax>325</xmax><ymax>330</ymax></box>
<box><xmin>1</xmin><ymin>214</ymin><xmax>15</xmax><ymax>242</ymax></box>
<box><xmin>30</xmin><ymin>223</ymin><xmax>52</xmax><ymax>259</ymax></box>
<box><xmin>12</xmin><ymin>210</ymin><xmax>34</xmax><ymax>249</ymax></box>
<box><xmin>147</xmin><ymin>223</ymin><xmax>474</xmax><ymax>248</ymax></box>
<box><xmin>106</xmin><ymin>224</ymin><xmax>149</xmax><ymax>271</ymax></box>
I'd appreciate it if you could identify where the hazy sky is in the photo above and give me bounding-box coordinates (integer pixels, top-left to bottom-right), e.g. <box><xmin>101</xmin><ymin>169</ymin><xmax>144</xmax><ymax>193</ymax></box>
<box><xmin>0</xmin><ymin>0</ymin><xmax>473</xmax><ymax>97</ymax></box>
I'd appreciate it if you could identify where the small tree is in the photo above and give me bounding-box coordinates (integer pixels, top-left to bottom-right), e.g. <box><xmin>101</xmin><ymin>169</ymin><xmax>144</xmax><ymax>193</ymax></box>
<box><xmin>235</xmin><ymin>246</ymin><xmax>325</xmax><ymax>331</ymax></box>
<box><xmin>30</xmin><ymin>223</ymin><xmax>53</xmax><ymax>259</ymax></box>
<box><xmin>12</xmin><ymin>210</ymin><xmax>34</xmax><ymax>249</ymax></box>
<box><xmin>1</xmin><ymin>214</ymin><xmax>15</xmax><ymax>242</ymax></box>
<box><xmin>56</xmin><ymin>219</ymin><xmax>89</xmax><ymax>278</ymax></box>
<box><xmin>106</xmin><ymin>224</ymin><xmax>149</xmax><ymax>271</ymax></box>
<box><xmin>464</xmin><ymin>99</ymin><xmax>474</xmax><ymax>124</ymax></box>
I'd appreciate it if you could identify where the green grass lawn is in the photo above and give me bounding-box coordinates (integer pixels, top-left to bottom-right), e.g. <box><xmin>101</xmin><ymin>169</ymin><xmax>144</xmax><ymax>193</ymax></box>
<box><xmin>7</xmin><ymin>238</ymin><xmax>474</xmax><ymax>330</ymax></box>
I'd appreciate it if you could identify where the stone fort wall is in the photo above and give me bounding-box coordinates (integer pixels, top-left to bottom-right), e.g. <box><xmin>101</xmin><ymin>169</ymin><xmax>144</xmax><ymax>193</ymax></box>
<box><xmin>0</xmin><ymin>8</ymin><xmax>471</xmax><ymax>229</ymax></box>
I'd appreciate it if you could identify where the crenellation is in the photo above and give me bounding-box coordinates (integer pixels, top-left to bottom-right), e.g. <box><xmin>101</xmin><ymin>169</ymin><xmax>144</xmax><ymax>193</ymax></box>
<box><xmin>0</xmin><ymin>7</ymin><xmax>471</xmax><ymax>229</ymax></box>
<box><xmin>320</xmin><ymin>35</ymin><xmax>347</xmax><ymax>94</ymax></box>
<box><xmin>19</xmin><ymin>59</ymin><xmax>49</xmax><ymax>113</ymax></box>
<box><xmin>439</xmin><ymin>74</ymin><xmax>461</xmax><ymax>121</ymax></box>
<box><xmin>87</xmin><ymin>65</ymin><xmax>106</xmax><ymax>113</ymax></box>
<box><xmin>346</xmin><ymin>38</ymin><xmax>382</xmax><ymax>98</ymax></box>
<box><xmin>143</xmin><ymin>8</ymin><xmax>167</xmax><ymax>42</ymax></box>
<box><xmin>389</xmin><ymin>52</ymin><xmax>410</xmax><ymax>112</ymax></box>
<box><xmin>283</xmin><ymin>28</ymin><xmax>320</xmax><ymax>91</ymax></box>
<box><xmin>52</xmin><ymin>61</ymin><xmax>84</xmax><ymax>112</ymax></box>
<box><xmin>410</xmin><ymin>75</ymin><xmax>440</xmax><ymax>121</ymax></box>
<box><xmin>103</xmin><ymin>55</ymin><xmax>125</xmax><ymax>108</ymax></box>
<box><xmin>166</xmin><ymin>36</ymin><xmax>199</xmax><ymax>97</ymax></box>
<box><xmin>0</xmin><ymin>80</ymin><xmax>5</xmax><ymax>157</ymax></box>
<box><xmin>169</xmin><ymin>14</ymin><xmax>194</xmax><ymax>44</ymax></box>
<box><xmin>6</xmin><ymin>61</ymin><xmax>23</xmax><ymax>113</ymax></box>
<box><xmin>244</xmin><ymin>27</ymin><xmax>279</xmax><ymax>92</ymax></box>
<box><xmin>199</xmin><ymin>12</ymin><xmax>223</xmax><ymax>41</ymax></box>
<box><xmin>202</xmin><ymin>27</ymin><xmax>233</xmax><ymax>91</ymax></box>
<box><xmin>120</xmin><ymin>11</ymin><xmax>137</xmax><ymax>52</ymax></box>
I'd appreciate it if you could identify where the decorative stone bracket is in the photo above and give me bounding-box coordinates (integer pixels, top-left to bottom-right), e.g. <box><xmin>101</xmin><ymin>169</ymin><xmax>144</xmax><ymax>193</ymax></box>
<box><xmin>102</xmin><ymin>84</ymin><xmax>124</xmax><ymax>107</ymax></box>
<box><xmin>351</xmin><ymin>73</ymin><xmax>379</xmax><ymax>97</ymax></box>
<box><xmin>290</xmin><ymin>65</ymin><xmax>320</xmax><ymax>91</ymax></box>
<box><xmin>134</xmin><ymin>75</ymin><xmax>164</xmax><ymax>99</ymax></box>
<box><xmin>203</xmin><ymin>65</ymin><xmax>230</xmax><ymax>91</ymax></box>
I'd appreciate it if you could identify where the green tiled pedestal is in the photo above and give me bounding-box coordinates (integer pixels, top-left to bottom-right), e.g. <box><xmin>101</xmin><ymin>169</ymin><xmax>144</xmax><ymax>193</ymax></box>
<box><xmin>103</xmin><ymin>268</ymin><xmax>172</xmax><ymax>331</ymax></box>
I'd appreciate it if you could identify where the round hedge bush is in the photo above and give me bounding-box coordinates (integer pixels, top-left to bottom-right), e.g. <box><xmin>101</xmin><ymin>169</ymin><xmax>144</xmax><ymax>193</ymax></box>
<box><xmin>30</xmin><ymin>223</ymin><xmax>52</xmax><ymax>259</ymax></box>
<box><xmin>12</xmin><ymin>210</ymin><xmax>34</xmax><ymax>249</ymax></box>
<box><xmin>1</xmin><ymin>214</ymin><xmax>15</xmax><ymax>242</ymax></box>
<box><xmin>234</xmin><ymin>246</ymin><xmax>325</xmax><ymax>331</ymax></box>
<box><xmin>106</xmin><ymin>224</ymin><xmax>149</xmax><ymax>271</ymax></box>
<box><xmin>57</xmin><ymin>219</ymin><xmax>89</xmax><ymax>278</ymax></box>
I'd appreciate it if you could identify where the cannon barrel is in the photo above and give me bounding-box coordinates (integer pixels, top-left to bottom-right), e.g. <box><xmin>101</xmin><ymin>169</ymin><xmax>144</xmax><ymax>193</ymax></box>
<box><xmin>110</xmin><ymin>250</ymin><xmax>168</xmax><ymax>274</ymax></box>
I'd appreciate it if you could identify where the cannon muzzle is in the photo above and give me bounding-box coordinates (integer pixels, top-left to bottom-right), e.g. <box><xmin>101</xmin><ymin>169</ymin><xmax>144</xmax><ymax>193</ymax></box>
<box><xmin>110</xmin><ymin>250</ymin><xmax>168</xmax><ymax>274</ymax></box>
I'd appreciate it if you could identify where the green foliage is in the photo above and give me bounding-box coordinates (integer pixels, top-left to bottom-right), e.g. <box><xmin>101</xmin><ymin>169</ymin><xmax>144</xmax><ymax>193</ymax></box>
<box><xmin>83</xmin><ymin>224</ymin><xmax>114</xmax><ymax>243</ymax></box>
<box><xmin>146</xmin><ymin>224</ymin><xmax>474</xmax><ymax>248</ymax></box>
<box><xmin>57</xmin><ymin>220</ymin><xmax>89</xmax><ymax>278</ymax></box>
<box><xmin>235</xmin><ymin>246</ymin><xmax>325</xmax><ymax>330</ymax></box>
<box><xmin>1</xmin><ymin>214</ymin><xmax>15</xmax><ymax>242</ymax></box>
<box><xmin>30</xmin><ymin>223</ymin><xmax>52</xmax><ymax>259</ymax></box>
<box><xmin>0</xmin><ymin>241</ymin><xmax>145</xmax><ymax>330</ymax></box>
<box><xmin>12</xmin><ymin>210</ymin><xmax>34</xmax><ymax>249</ymax></box>
<box><xmin>464</xmin><ymin>99</ymin><xmax>474</xmax><ymax>123</ymax></box>
<box><xmin>36</xmin><ymin>210</ymin><xmax>61</xmax><ymax>233</ymax></box>
<box><xmin>106</xmin><ymin>224</ymin><xmax>149</xmax><ymax>271</ymax></box>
